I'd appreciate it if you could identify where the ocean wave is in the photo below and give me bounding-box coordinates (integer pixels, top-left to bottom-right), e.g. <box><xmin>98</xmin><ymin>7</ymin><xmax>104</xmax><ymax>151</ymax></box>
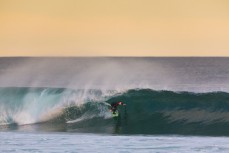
<box><xmin>1</xmin><ymin>87</ymin><xmax>229</xmax><ymax>135</ymax></box>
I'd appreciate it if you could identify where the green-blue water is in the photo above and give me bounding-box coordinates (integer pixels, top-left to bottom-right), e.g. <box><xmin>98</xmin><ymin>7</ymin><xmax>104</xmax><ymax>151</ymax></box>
<box><xmin>1</xmin><ymin>87</ymin><xmax>229</xmax><ymax>136</ymax></box>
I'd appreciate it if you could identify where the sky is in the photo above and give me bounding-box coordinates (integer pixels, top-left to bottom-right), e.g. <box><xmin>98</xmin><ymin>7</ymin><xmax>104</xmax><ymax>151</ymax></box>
<box><xmin>0</xmin><ymin>0</ymin><xmax>229</xmax><ymax>56</ymax></box>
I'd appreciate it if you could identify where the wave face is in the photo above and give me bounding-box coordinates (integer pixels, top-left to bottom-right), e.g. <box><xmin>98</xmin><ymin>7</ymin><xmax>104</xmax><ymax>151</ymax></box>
<box><xmin>1</xmin><ymin>87</ymin><xmax>229</xmax><ymax>136</ymax></box>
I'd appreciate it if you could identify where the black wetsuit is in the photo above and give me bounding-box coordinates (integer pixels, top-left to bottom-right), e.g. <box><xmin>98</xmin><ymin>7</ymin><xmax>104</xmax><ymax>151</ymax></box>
<box><xmin>110</xmin><ymin>102</ymin><xmax>124</xmax><ymax>114</ymax></box>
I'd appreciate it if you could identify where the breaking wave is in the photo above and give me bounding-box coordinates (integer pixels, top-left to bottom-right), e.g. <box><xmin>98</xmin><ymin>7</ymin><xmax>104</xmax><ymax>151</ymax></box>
<box><xmin>1</xmin><ymin>87</ymin><xmax>229</xmax><ymax>136</ymax></box>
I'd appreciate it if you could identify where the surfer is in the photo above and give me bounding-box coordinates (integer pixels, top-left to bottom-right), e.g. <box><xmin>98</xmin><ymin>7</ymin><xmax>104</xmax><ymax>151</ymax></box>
<box><xmin>110</xmin><ymin>101</ymin><xmax>126</xmax><ymax>114</ymax></box>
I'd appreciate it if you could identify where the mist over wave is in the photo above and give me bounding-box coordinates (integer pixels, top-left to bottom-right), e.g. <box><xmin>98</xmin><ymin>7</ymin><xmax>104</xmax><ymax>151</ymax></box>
<box><xmin>1</xmin><ymin>57</ymin><xmax>229</xmax><ymax>92</ymax></box>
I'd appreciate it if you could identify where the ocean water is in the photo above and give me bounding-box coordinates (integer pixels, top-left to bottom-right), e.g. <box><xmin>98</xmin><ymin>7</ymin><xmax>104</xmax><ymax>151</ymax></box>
<box><xmin>1</xmin><ymin>132</ymin><xmax>229</xmax><ymax>153</ymax></box>
<box><xmin>1</xmin><ymin>57</ymin><xmax>229</xmax><ymax>152</ymax></box>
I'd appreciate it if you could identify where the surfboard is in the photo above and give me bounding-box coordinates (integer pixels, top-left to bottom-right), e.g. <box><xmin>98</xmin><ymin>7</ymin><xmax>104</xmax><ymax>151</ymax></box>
<box><xmin>112</xmin><ymin>111</ymin><xmax>119</xmax><ymax>117</ymax></box>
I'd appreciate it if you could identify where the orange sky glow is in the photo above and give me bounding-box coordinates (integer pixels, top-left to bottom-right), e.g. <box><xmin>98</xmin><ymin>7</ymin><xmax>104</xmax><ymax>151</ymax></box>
<box><xmin>0</xmin><ymin>0</ymin><xmax>229</xmax><ymax>56</ymax></box>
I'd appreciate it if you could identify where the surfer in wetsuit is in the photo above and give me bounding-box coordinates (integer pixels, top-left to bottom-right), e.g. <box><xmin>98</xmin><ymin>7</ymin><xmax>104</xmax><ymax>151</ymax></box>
<box><xmin>110</xmin><ymin>101</ymin><xmax>126</xmax><ymax>114</ymax></box>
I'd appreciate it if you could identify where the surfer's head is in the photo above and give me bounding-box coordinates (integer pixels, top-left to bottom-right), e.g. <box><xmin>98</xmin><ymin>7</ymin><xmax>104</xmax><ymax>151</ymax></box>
<box><xmin>118</xmin><ymin>101</ymin><xmax>122</xmax><ymax>105</ymax></box>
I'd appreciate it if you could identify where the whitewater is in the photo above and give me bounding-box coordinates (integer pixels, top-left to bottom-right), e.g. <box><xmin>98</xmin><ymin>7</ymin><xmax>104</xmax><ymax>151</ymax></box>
<box><xmin>1</xmin><ymin>57</ymin><xmax>229</xmax><ymax>152</ymax></box>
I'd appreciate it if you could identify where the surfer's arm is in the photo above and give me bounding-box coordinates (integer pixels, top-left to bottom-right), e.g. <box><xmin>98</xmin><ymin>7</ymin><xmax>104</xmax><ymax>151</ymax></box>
<box><xmin>121</xmin><ymin>102</ymin><xmax>126</xmax><ymax>106</ymax></box>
